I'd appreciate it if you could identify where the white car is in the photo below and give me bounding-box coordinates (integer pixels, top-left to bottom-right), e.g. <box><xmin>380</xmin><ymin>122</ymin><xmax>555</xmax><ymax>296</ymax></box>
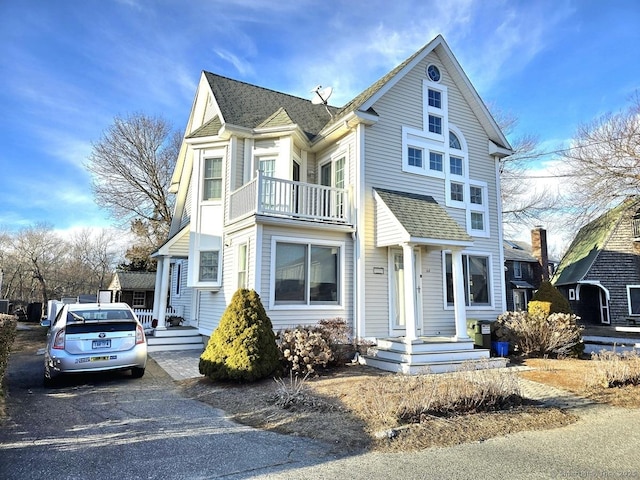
<box><xmin>41</xmin><ymin>302</ymin><xmax>147</xmax><ymax>387</ymax></box>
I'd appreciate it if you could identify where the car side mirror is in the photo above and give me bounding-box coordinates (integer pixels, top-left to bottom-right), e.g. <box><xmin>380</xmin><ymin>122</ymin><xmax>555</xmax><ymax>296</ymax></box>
<box><xmin>40</xmin><ymin>319</ymin><xmax>51</xmax><ymax>328</ymax></box>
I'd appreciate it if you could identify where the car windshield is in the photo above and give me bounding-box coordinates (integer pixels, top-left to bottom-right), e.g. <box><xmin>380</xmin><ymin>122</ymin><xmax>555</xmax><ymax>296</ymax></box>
<box><xmin>66</xmin><ymin>309</ymin><xmax>134</xmax><ymax>322</ymax></box>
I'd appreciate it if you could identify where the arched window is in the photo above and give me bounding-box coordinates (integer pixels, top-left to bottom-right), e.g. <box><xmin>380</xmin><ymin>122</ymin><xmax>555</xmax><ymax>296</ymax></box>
<box><xmin>449</xmin><ymin>131</ymin><xmax>461</xmax><ymax>150</ymax></box>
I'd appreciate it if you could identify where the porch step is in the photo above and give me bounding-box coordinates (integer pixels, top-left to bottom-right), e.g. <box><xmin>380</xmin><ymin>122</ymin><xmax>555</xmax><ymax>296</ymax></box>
<box><xmin>376</xmin><ymin>337</ymin><xmax>475</xmax><ymax>353</ymax></box>
<box><xmin>359</xmin><ymin>354</ymin><xmax>506</xmax><ymax>375</ymax></box>
<box><xmin>582</xmin><ymin>335</ymin><xmax>640</xmax><ymax>355</ymax></box>
<box><xmin>152</xmin><ymin>327</ymin><xmax>201</xmax><ymax>338</ymax></box>
<box><xmin>371</xmin><ymin>347</ymin><xmax>490</xmax><ymax>364</ymax></box>
<box><xmin>146</xmin><ymin>326</ymin><xmax>205</xmax><ymax>353</ymax></box>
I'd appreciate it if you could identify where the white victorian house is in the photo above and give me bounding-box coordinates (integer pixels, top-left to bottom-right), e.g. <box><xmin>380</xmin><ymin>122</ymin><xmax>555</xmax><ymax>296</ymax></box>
<box><xmin>151</xmin><ymin>35</ymin><xmax>513</xmax><ymax>373</ymax></box>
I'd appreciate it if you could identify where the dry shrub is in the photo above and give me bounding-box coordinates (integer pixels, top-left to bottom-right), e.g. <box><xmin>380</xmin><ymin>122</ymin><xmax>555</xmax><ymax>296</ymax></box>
<box><xmin>496</xmin><ymin>311</ymin><xmax>583</xmax><ymax>357</ymax></box>
<box><xmin>277</xmin><ymin>327</ymin><xmax>333</xmax><ymax>374</ymax></box>
<box><xmin>360</xmin><ymin>362</ymin><xmax>522</xmax><ymax>429</ymax></box>
<box><xmin>589</xmin><ymin>349</ymin><xmax>640</xmax><ymax>388</ymax></box>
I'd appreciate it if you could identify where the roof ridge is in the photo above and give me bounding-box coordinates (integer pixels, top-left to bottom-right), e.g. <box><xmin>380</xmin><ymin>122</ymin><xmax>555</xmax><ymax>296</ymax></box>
<box><xmin>203</xmin><ymin>71</ymin><xmax>339</xmax><ymax>108</ymax></box>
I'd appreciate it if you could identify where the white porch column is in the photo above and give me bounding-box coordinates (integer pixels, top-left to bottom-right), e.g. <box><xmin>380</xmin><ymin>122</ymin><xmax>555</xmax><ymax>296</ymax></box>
<box><xmin>156</xmin><ymin>257</ymin><xmax>171</xmax><ymax>330</ymax></box>
<box><xmin>152</xmin><ymin>257</ymin><xmax>163</xmax><ymax>324</ymax></box>
<box><xmin>402</xmin><ymin>243</ymin><xmax>418</xmax><ymax>342</ymax></box>
<box><xmin>451</xmin><ymin>248</ymin><xmax>470</xmax><ymax>340</ymax></box>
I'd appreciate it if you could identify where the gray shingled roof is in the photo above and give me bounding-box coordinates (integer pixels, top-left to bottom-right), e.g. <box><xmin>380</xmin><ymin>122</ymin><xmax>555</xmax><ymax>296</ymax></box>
<box><xmin>187</xmin><ymin>115</ymin><xmax>222</xmax><ymax>138</ymax></box>
<box><xmin>203</xmin><ymin>72</ymin><xmax>338</xmax><ymax>140</ymax></box>
<box><xmin>111</xmin><ymin>272</ymin><xmax>156</xmax><ymax>291</ymax></box>
<box><xmin>374</xmin><ymin>188</ymin><xmax>472</xmax><ymax>243</ymax></box>
<box><xmin>503</xmin><ymin>240</ymin><xmax>538</xmax><ymax>262</ymax></box>
<box><xmin>553</xmin><ymin>197</ymin><xmax>640</xmax><ymax>286</ymax></box>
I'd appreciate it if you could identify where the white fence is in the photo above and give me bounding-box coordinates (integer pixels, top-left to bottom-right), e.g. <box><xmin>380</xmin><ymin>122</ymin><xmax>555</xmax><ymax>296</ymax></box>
<box><xmin>134</xmin><ymin>305</ymin><xmax>184</xmax><ymax>329</ymax></box>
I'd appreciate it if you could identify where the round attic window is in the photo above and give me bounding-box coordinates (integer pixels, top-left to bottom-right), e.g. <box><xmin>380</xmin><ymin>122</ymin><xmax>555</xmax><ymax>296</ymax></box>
<box><xmin>427</xmin><ymin>64</ymin><xmax>441</xmax><ymax>82</ymax></box>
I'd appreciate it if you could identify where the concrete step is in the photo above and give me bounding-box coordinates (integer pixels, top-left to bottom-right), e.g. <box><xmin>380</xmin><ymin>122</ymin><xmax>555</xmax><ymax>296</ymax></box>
<box><xmin>152</xmin><ymin>327</ymin><xmax>200</xmax><ymax>338</ymax></box>
<box><xmin>376</xmin><ymin>337</ymin><xmax>475</xmax><ymax>353</ymax></box>
<box><xmin>147</xmin><ymin>335</ymin><xmax>204</xmax><ymax>346</ymax></box>
<box><xmin>147</xmin><ymin>343</ymin><xmax>204</xmax><ymax>353</ymax></box>
<box><xmin>370</xmin><ymin>347</ymin><xmax>490</xmax><ymax>364</ymax></box>
<box><xmin>359</xmin><ymin>354</ymin><xmax>507</xmax><ymax>374</ymax></box>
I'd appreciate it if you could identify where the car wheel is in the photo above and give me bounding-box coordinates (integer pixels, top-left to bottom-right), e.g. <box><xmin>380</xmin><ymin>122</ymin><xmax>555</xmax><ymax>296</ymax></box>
<box><xmin>131</xmin><ymin>367</ymin><xmax>145</xmax><ymax>378</ymax></box>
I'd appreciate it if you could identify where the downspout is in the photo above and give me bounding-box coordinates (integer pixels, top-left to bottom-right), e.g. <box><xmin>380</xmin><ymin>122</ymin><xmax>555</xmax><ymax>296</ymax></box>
<box><xmin>354</xmin><ymin>123</ymin><xmax>366</xmax><ymax>342</ymax></box>
<box><xmin>494</xmin><ymin>154</ymin><xmax>507</xmax><ymax>312</ymax></box>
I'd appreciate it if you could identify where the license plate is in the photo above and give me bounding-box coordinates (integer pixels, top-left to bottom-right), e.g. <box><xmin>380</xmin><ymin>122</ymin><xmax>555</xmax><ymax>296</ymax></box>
<box><xmin>90</xmin><ymin>356</ymin><xmax>110</xmax><ymax>362</ymax></box>
<box><xmin>92</xmin><ymin>339</ymin><xmax>111</xmax><ymax>349</ymax></box>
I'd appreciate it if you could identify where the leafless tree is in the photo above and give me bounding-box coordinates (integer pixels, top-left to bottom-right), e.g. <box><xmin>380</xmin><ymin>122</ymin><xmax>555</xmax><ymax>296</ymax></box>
<box><xmin>491</xmin><ymin>106</ymin><xmax>560</xmax><ymax>235</ymax></box>
<box><xmin>86</xmin><ymin>113</ymin><xmax>180</xmax><ymax>262</ymax></box>
<box><xmin>559</xmin><ymin>94</ymin><xmax>640</xmax><ymax>227</ymax></box>
<box><xmin>10</xmin><ymin>223</ymin><xmax>68</xmax><ymax>305</ymax></box>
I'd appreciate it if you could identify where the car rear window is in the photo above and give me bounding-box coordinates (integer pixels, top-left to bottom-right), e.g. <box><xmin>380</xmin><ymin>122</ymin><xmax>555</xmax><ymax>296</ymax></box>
<box><xmin>66</xmin><ymin>309</ymin><xmax>135</xmax><ymax>323</ymax></box>
<box><xmin>66</xmin><ymin>322</ymin><xmax>137</xmax><ymax>334</ymax></box>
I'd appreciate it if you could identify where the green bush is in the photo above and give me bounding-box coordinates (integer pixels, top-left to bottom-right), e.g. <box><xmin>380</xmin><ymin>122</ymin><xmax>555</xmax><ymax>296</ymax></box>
<box><xmin>496</xmin><ymin>310</ymin><xmax>583</xmax><ymax>357</ymax></box>
<box><xmin>199</xmin><ymin>289</ymin><xmax>280</xmax><ymax>382</ymax></box>
<box><xmin>0</xmin><ymin>315</ymin><xmax>18</xmax><ymax>392</ymax></box>
<box><xmin>528</xmin><ymin>281</ymin><xmax>572</xmax><ymax>315</ymax></box>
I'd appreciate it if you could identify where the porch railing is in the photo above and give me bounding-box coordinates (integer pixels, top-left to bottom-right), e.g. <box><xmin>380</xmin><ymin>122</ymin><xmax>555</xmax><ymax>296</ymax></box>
<box><xmin>134</xmin><ymin>305</ymin><xmax>184</xmax><ymax>329</ymax></box>
<box><xmin>229</xmin><ymin>171</ymin><xmax>350</xmax><ymax>224</ymax></box>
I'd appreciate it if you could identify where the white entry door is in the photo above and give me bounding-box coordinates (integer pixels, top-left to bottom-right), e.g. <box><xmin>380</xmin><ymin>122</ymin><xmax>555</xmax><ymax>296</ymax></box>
<box><xmin>390</xmin><ymin>248</ymin><xmax>422</xmax><ymax>335</ymax></box>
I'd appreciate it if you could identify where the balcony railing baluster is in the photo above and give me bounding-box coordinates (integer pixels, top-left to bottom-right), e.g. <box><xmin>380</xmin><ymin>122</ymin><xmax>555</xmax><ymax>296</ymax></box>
<box><xmin>229</xmin><ymin>171</ymin><xmax>350</xmax><ymax>224</ymax></box>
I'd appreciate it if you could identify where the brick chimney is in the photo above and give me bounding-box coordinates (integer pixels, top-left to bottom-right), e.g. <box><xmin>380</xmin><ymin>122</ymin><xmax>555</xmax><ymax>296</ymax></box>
<box><xmin>531</xmin><ymin>226</ymin><xmax>549</xmax><ymax>282</ymax></box>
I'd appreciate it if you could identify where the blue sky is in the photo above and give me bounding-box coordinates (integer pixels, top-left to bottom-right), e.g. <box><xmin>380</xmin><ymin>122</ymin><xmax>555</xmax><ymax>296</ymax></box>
<box><xmin>1</xmin><ymin>0</ymin><xmax>639</xmax><ymax>251</ymax></box>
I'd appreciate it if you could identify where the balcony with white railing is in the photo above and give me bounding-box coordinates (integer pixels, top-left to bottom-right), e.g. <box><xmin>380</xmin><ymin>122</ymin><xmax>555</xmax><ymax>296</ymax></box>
<box><xmin>229</xmin><ymin>171</ymin><xmax>351</xmax><ymax>225</ymax></box>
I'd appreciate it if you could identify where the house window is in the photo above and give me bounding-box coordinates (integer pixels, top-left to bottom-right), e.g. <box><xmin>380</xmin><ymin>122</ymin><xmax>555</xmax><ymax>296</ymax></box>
<box><xmin>132</xmin><ymin>291</ymin><xmax>146</xmax><ymax>308</ymax></box>
<box><xmin>428</xmin><ymin>89</ymin><xmax>442</xmax><ymax>108</ymax></box>
<box><xmin>449</xmin><ymin>131</ymin><xmax>461</xmax><ymax>150</ymax></box>
<box><xmin>450</xmin><ymin>182</ymin><xmax>464</xmax><ymax>202</ymax></box>
<box><xmin>445</xmin><ymin>253</ymin><xmax>491</xmax><ymax>306</ymax></box>
<box><xmin>513</xmin><ymin>261</ymin><xmax>522</xmax><ymax>279</ymax></box>
<box><xmin>408</xmin><ymin>147</ymin><xmax>423</xmax><ymax>168</ymax></box>
<box><xmin>203</xmin><ymin>158</ymin><xmax>223</xmax><ymax>201</ymax></box>
<box><xmin>429</xmin><ymin>151</ymin><xmax>443</xmax><ymax>172</ymax></box>
<box><xmin>470</xmin><ymin>186</ymin><xmax>483</xmax><ymax>205</ymax></box>
<box><xmin>237</xmin><ymin>243</ymin><xmax>248</xmax><ymax>289</ymax></box>
<box><xmin>627</xmin><ymin>286</ymin><xmax>640</xmax><ymax>315</ymax></box>
<box><xmin>450</xmin><ymin>156</ymin><xmax>463</xmax><ymax>176</ymax></box>
<box><xmin>274</xmin><ymin>241</ymin><xmax>340</xmax><ymax>305</ymax></box>
<box><xmin>471</xmin><ymin>212</ymin><xmax>484</xmax><ymax>230</ymax></box>
<box><xmin>428</xmin><ymin>114</ymin><xmax>442</xmax><ymax>134</ymax></box>
<box><xmin>199</xmin><ymin>251</ymin><xmax>219</xmax><ymax>282</ymax></box>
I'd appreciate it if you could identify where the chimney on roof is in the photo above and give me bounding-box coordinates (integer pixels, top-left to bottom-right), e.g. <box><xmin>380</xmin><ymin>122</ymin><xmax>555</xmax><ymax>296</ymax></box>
<box><xmin>531</xmin><ymin>226</ymin><xmax>549</xmax><ymax>282</ymax></box>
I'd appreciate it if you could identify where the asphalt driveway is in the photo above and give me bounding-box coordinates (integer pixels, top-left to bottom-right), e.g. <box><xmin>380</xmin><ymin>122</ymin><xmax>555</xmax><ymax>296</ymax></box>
<box><xmin>0</xmin><ymin>343</ymin><xmax>336</xmax><ymax>480</ymax></box>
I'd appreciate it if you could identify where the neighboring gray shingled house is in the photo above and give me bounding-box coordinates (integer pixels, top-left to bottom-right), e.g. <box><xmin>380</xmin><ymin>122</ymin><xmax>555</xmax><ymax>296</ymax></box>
<box><xmin>152</xmin><ymin>35</ymin><xmax>513</xmax><ymax>372</ymax></box>
<box><xmin>503</xmin><ymin>228</ymin><xmax>553</xmax><ymax>311</ymax></box>
<box><xmin>108</xmin><ymin>272</ymin><xmax>156</xmax><ymax>309</ymax></box>
<box><xmin>553</xmin><ymin>197</ymin><xmax>640</xmax><ymax>326</ymax></box>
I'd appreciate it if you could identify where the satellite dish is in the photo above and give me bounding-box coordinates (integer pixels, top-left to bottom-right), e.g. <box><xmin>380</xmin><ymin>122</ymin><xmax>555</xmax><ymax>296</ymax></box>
<box><xmin>311</xmin><ymin>85</ymin><xmax>333</xmax><ymax>105</ymax></box>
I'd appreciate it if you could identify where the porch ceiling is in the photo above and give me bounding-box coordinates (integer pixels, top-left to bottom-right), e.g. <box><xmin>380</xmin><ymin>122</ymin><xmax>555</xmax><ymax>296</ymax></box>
<box><xmin>373</xmin><ymin>188</ymin><xmax>473</xmax><ymax>248</ymax></box>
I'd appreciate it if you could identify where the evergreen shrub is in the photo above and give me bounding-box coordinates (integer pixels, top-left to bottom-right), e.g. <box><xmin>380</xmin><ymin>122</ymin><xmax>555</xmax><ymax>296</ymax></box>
<box><xmin>528</xmin><ymin>281</ymin><xmax>572</xmax><ymax>315</ymax></box>
<box><xmin>199</xmin><ymin>289</ymin><xmax>280</xmax><ymax>382</ymax></box>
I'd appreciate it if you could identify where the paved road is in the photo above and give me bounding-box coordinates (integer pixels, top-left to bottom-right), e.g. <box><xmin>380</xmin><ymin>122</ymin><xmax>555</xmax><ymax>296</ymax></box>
<box><xmin>3</xmin><ymin>337</ymin><xmax>640</xmax><ymax>479</ymax></box>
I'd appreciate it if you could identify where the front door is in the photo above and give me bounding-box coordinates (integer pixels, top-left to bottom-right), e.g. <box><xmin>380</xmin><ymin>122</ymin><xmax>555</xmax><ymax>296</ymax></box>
<box><xmin>390</xmin><ymin>248</ymin><xmax>422</xmax><ymax>335</ymax></box>
<box><xmin>513</xmin><ymin>289</ymin><xmax>527</xmax><ymax>311</ymax></box>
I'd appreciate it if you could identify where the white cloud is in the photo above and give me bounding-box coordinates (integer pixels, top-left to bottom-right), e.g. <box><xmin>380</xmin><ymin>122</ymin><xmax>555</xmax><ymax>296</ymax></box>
<box><xmin>214</xmin><ymin>49</ymin><xmax>256</xmax><ymax>77</ymax></box>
